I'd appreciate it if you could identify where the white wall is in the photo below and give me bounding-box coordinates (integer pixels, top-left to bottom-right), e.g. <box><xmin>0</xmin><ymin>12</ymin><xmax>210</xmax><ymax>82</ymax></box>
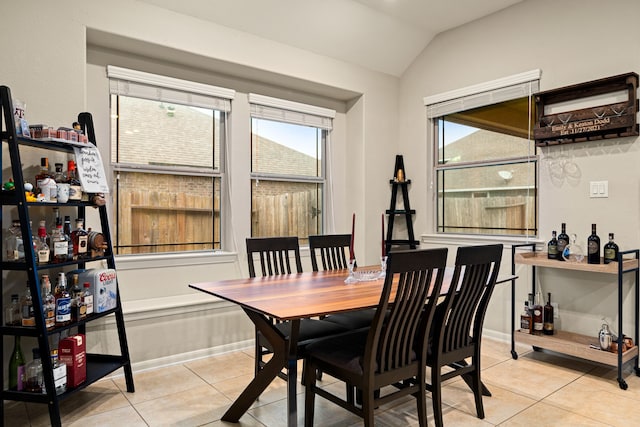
<box><xmin>4</xmin><ymin>0</ymin><xmax>638</xmax><ymax>371</ymax></box>
<box><xmin>400</xmin><ymin>0</ymin><xmax>640</xmax><ymax>340</ymax></box>
<box><xmin>1</xmin><ymin>0</ymin><xmax>399</xmax><ymax>369</ymax></box>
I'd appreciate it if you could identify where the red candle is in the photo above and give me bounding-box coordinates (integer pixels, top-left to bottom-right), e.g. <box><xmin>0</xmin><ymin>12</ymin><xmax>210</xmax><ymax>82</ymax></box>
<box><xmin>381</xmin><ymin>214</ymin><xmax>386</xmax><ymax>257</ymax></box>
<box><xmin>350</xmin><ymin>213</ymin><xmax>355</xmax><ymax>260</ymax></box>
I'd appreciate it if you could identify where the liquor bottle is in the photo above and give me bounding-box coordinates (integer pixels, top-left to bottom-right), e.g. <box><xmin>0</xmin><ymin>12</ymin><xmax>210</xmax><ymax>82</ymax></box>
<box><xmin>21</xmin><ymin>282</ymin><xmax>35</xmax><ymax>327</ymax></box>
<box><xmin>42</xmin><ymin>275</ymin><xmax>56</xmax><ymax>330</ymax></box>
<box><xmin>71</xmin><ymin>219</ymin><xmax>89</xmax><ymax>260</ymax></box>
<box><xmin>547</xmin><ymin>230</ymin><xmax>558</xmax><ymax>260</ymax></box>
<box><xmin>520</xmin><ymin>301</ymin><xmax>531</xmax><ymax>334</ymax></box>
<box><xmin>66</xmin><ymin>159</ymin><xmax>83</xmax><ymax>201</ymax></box>
<box><xmin>50</xmin><ymin>349</ymin><xmax>67</xmax><ymax>395</ymax></box>
<box><xmin>53</xmin><ymin>162</ymin><xmax>65</xmax><ymax>183</ymax></box>
<box><xmin>532</xmin><ymin>292</ymin><xmax>543</xmax><ymax>335</ymax></box>
<box><xmin>70</xmin><ymin>273</ymin><xmax>84</xmax><ymax>321</ymax></box>
<box><xmin>34</xmin><ymin>157</ymin><xmax>53</xmax><ymax>183</ymax></box>
<box><xmin>51</xmin><ymin>222</ymin><xmax>69</xmax><ymax>263</ymax></box>
<box><xmin>543</xmin><ymin>292</ymin><xmax>554</xmax><ymax>335</ymax></box>
<box><xmin>5</xmin><ymin>294</ymin><xmax>21</xmax><ymax>326</ymax></box>
<box><xmin>604</xmin><ymin>233</ymin><xmax>619</xmax><ymax>264</ymax></box>
<box><xmin>9</xmin><ymin>335</ymin><xmax>25</xmax><ymax>390</ymax></box>
<box><xmin>36</xmin><ymin>220</ymin><xmax>50</xmax><ymax>264</ymax></box>
<box><xmin>4</xmin><ymin>219</ymin><xmax>25</xmax><ymax>261</ymax></box>
<box><xmin>587</xmin><ymin>224</ymin><xmax>601</xmax><ymax>264</ymax></box>
<box><xmin>83</xmin><ymin>282</ymin><xmax>94</xmax><ymax>316</ymax></box>
<box><xmin>54</xmin><ymin>272</ymin><xmax>71</xmax><ymax>326</ymax></box>
<box><xmin>24</xmin><ymin>348</ymin><xmax>44</xmax><ymax>393</ymax></box>
<box><xmin>557</xmin><ymin>223</ymin><xmax>570</xmax><ymax>262</ymax></box>
<box><xmin>63</xmin><ymin>216</ymin><xmax>73</xmax><ymax>261</ymax></box>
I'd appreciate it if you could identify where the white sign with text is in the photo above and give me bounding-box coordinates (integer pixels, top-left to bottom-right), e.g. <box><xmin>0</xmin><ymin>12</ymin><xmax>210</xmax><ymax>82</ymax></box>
<box><xmin>73</xmin><ymin>146</ymin><xmax>110</xmax><ymax>193</ymax></box>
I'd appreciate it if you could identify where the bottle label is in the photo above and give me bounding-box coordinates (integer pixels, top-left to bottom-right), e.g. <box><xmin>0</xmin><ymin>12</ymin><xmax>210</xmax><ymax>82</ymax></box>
<box><xmin>21</xmin><ymin>304</ymin><xmax>35</xmax><ymax>327</ymax></box>
<box><xmin>84</xmin><ymin>295</ymin><xmax>94</xmax><ymax>315</ymax></box>
<box><xmin>45</xmin><ymin>311</ymin><xmax>55</xmax><ymax>329</ymax></box>
<box><xmin>77</xmin><ymin>236</ymin><xmax>88</xmax><ymax>254</ymax></box>
<box><xmin>557</xmin><ymin>241</ymin><xmax>567</xmax><ymax>252</ymax></box>
<box><xmin>55</xmin><ymin>297</ymin><xmax>71</xmax><ymax>322</ymax></box>
<box><xmin>520</xmin><ymin>316</ymin><xmax>531</xmax><ymax>333</ymax></box>
<box><xmin>604</xmin><ymin>248</ymin><xmax>616</xmax><ymax>260</ymax></box>
<box><xmin>548</xmin><ymin>245</ymin><xmax>557</xmax><ymax>256</ymax></box>
<box><xmin>69</xmin><ymin>185</ymin><xmax>82</xmax><ymax>200</ymax></box>
<box><xmin>53</xmin><ymin>241</ymin><xmax>67</xmax><ymax>257</ymax></box>
<box><xmin>37</xmin><ymin>248</ymin><xmax>50</xmax><ymax>264</ymax></box>
<box><xmin>588</xmin><ymin>241</ymin><xmax>599</xmax><ymax>255</ymax></box>
<box><xmin>17</xmin><ymin>365</ymin><xmax>25</xmax><ymax>391</ymax></box>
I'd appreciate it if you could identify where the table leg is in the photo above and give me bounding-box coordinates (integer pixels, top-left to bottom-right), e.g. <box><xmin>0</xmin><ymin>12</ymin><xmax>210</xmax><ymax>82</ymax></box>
<box><xmin>222</xmin><ymin>309</ymin><xmax>301</xmax><ymax>427</ymax></box>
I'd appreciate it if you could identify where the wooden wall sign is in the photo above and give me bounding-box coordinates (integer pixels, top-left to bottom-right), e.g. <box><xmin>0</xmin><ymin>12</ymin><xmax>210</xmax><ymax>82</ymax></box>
<box><xmin>534</xmin><ymin>72</ymin><xmax>639</xmax><ymax>147</ymax></box>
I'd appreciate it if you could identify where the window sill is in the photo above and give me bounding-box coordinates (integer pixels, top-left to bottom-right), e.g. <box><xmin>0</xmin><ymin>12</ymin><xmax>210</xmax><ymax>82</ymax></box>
<box><xmin>115</xmin><ymin>250</ymin><xmax>237</xmax><ymax>271</ymax></box>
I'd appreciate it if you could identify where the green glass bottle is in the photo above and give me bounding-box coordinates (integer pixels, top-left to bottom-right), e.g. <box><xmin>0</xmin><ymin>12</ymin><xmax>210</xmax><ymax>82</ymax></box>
<box><xmin>9</xmin><ymin>335</ymin><xmax>26</xmax><ymax>390</ymax></box>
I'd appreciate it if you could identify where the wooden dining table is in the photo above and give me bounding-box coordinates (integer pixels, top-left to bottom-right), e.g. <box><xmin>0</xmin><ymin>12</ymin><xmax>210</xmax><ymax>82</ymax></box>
<box><xmin>189</xmin><ymin>266</ymin><xmax>516</xmax><ymax>427</ymax></box>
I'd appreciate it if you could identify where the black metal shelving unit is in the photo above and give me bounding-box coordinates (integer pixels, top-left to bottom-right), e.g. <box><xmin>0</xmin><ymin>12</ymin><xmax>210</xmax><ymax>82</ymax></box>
<box><xmin>1</xmin><ymin>85</ymin><xmax>134</xmax><ymax>426</ymax></box>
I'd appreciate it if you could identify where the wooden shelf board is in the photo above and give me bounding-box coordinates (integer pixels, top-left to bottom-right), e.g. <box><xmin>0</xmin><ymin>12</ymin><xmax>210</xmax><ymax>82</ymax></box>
<box><xmin>516</xmin><ymin>330</ymin><xmax>638</xmax><ymax>367</ymax></box>
<box><xmin>515</xmin><ymin>251</ymin><xmax>638</xmax><ymax>273</ymax></box>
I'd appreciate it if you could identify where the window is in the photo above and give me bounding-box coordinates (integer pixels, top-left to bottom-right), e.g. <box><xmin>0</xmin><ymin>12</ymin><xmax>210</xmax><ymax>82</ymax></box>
<box><xmin>249</xmin><ymin>94</ymin><xmax>334</xmax><ymax>245</ymax></box>
<box><xmin>426</xmin><ymin>71</ymin><xmax>540</xmax><ymax>236</ymax></box>
<box><xmin>108</xmin><ymin>66</ymin><xmax>234</xmax><ymax>255</ymax></box>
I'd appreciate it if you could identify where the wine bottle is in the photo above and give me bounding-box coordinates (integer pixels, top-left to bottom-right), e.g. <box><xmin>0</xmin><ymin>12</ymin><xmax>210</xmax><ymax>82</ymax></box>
<box><xmin>543</xmin><ymin>292</ymin><xmax>554</xmax><ymax>335</ymax></box>
<box><xmin>9</xmin><ymin>335</ymin><xmax>25</xmax><ymax>390</ymax></box>
<box><xmin>603</xmin><ymin>233</ymin><xmax>619</xmax><ymax>264</ymax></box>
<box><xmin>532</xmin><ymin>292</ymin><xmax>543</xmax><ymax>335</ymax></box>
<box><xmin>520</xmin><ymin>301</ymin><xmax>532</xmax><ymax>334</ymax></box>
<box><xmin>557</xmin><ymin>223</ymin><xmax>569</xmax><ymax>262</ymax></box>
<box><xmin>587</xmin><ymin>224</ymin><xmax>601</xmax><ymax>264</ymax></box>
<box><xmin>24</xmin><ymin>348</ymin><xmax>44</xmax><ymax>393</ymax></box>
<box><xmin>547</xmin><ymin>230</ymin><xmax>558</xmax><ymax>260</ymax></box>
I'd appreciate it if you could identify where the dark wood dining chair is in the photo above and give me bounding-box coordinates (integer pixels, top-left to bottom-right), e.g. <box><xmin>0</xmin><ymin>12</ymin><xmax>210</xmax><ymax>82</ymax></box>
<box><xmin>426</xmin><ymin>244</ymin><xmax>503</xmax><ymax>427</ymax></box>
<box><xmin>245</xmin><ymin>237</ymin><xmax>349</xmax><ymax>379</ymax></box>
<box><xmin>308</xmin><ymin>234</ymin><xmax>378</xmax><ymax>330</ymax></box>
<box><xmin>308</xmin><ymin>233</ymin><xmax>351</xmax><ymax>271</ymax></box>
<box><xmin>303</xmin><ymin>248</ymin><xmax>449</xmax><ymax>427</ymax></box>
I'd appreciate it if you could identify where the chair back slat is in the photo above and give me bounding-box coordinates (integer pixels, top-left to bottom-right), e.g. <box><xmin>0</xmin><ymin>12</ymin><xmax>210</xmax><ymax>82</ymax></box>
<box><xmin>364</xmin><ymin>248</ymin><xmax>448</xmax><ymax>374</ymax></box>
<box><xmin>246</xmin><ymin>237</ymin><xmax>303</xmax><ymax>278</ymax></box>
<box><xmin>308</xmin><ymin>234</ymin><xmax>351</xmax><ymax>272</ymax></box>
<box><xmin>438</xmin><ymin>244</ymin><xmax>502</xmax><ymax>354</ymax></box>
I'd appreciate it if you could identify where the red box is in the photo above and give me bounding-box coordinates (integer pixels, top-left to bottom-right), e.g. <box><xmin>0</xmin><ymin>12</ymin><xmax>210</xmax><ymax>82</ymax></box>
<box><xmin>59</xmin><ymin>334</ymin><xmax>86</xmax><ymax>388</ymax></box>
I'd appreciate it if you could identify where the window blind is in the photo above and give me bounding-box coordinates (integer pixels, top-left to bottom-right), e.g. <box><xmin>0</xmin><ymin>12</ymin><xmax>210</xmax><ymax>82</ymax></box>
<box><xmin>249</xmin><ymin>93</ymin><xmax>334</xmax><ymax>130</ymax></box>
<box><xmin>107</xmin><ymin>65</ymin><xmax>234</xmax><ymax>112</ymax></box>
<box><xmin>424</xmin><ymin>69</ymin><xmax>541</xmax><ymax>119</ymax></box>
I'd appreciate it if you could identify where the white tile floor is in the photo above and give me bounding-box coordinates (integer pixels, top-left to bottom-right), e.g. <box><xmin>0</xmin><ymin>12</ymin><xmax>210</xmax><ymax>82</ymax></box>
<box><xmin>5</xmin><ymin>337</ymin><xmax>640</xmax><ymax>426</ymax></box>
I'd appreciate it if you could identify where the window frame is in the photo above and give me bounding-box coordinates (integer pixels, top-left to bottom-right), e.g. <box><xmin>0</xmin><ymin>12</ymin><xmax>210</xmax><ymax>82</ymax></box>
<box><xmin>424</xmin><ymin>70</ymin><xmax>541</xmax><ymax>238</ymax></box>
<box><xmin>248</xmin><ymin>94</ymin><xmax>334</xmax><ymax>240</ymax></box>
<box><xmin>107</xmin><ymin>66</ymin><xmax>234</xmax><ymax>255</ymax></box>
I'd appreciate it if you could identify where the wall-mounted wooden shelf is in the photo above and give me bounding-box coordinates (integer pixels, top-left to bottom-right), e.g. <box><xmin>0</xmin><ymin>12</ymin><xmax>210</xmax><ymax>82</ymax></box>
<box><xmin>534</xmin><ymin>72</ymin><xmax>639</xmax><ymax>147</ymax></box>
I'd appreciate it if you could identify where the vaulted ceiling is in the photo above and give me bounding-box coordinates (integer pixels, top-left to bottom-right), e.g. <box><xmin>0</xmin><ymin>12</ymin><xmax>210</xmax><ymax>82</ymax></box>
<box><xmin>137</xmin><ymin>0</ymin><xmax>523</xmax><ymax>77</ymax></box>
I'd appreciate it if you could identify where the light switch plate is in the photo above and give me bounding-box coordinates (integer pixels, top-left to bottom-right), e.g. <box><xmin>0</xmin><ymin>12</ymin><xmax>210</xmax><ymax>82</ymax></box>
<box><xmin>589</xmin><ymin>181</ymin><xmax>608</xmax><ymax>198</ymax></box>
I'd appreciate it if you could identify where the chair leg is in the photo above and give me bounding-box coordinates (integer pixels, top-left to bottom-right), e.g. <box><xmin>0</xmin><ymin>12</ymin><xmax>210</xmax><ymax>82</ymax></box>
<box><xmin>416</xmin><ymin>376</ymin><xmax>428</xmax><ymax>427</ymax></box>
<box><xmin>431</xmin><ymin>365</ymin><xmax>444</xmax><ymax>427</ymax></box>
<box><xmin>362</xmin><ymin>386</ymin><xmax>375</xmax><ymax>427</ymax></box>
<box><xmin>471</xmin><ymin>358</ymin><xmax>485</xmax><ymax>419</ymax></box>
<box><xmin>304</xmin><ymin>361</ymin><xmax>317</xmax><ymax>427</ymax></box>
